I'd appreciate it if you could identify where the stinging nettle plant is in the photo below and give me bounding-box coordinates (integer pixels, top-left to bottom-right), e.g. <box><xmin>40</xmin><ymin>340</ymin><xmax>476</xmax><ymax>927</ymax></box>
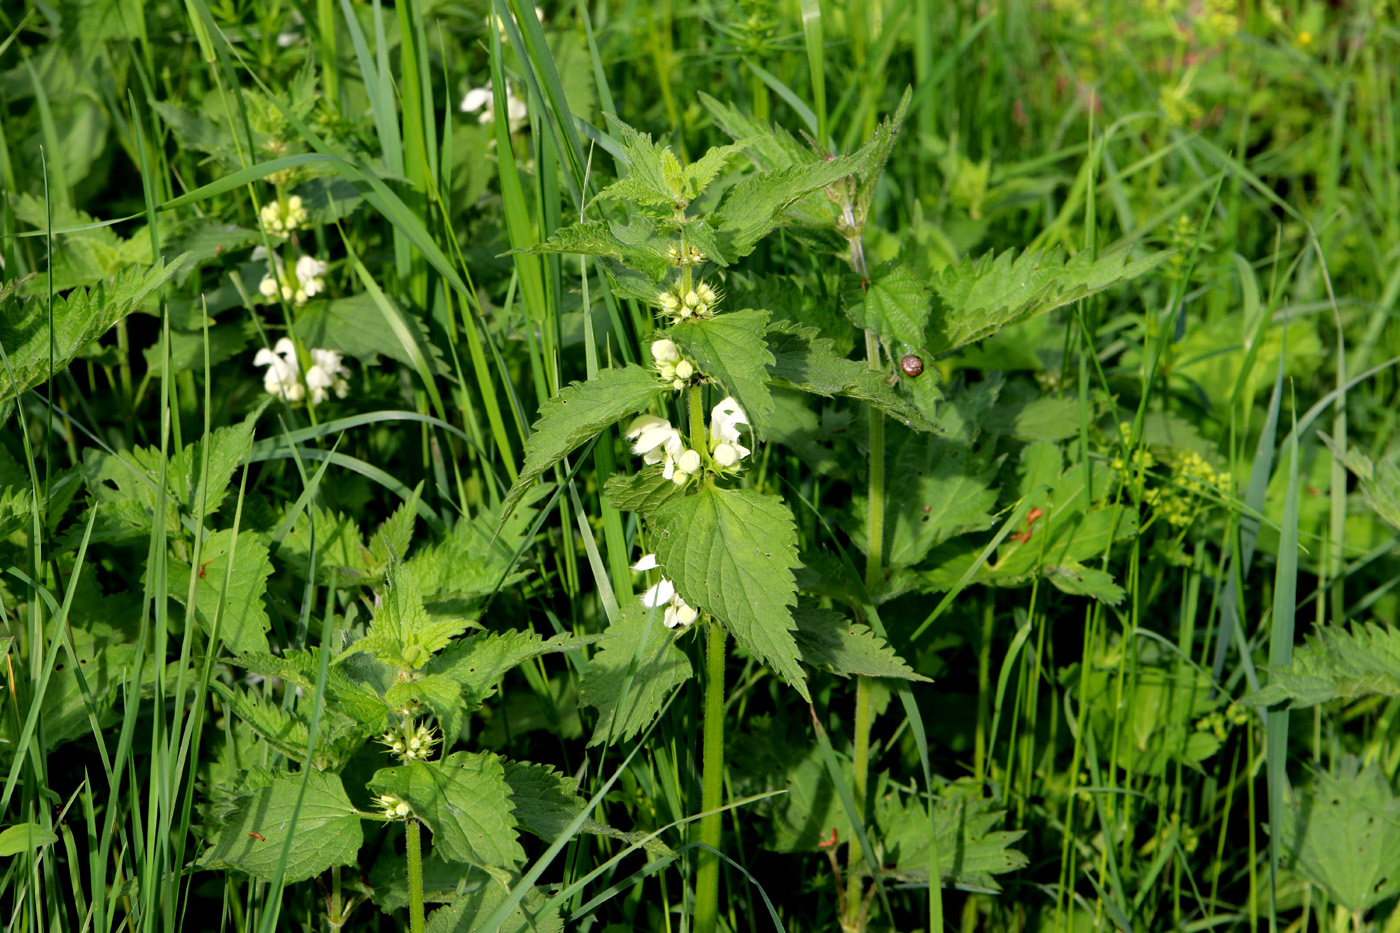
<box><xmin>496</xmin><ymin>90</ymin><xmax>1167</xmax><ymax>931</ymax></box>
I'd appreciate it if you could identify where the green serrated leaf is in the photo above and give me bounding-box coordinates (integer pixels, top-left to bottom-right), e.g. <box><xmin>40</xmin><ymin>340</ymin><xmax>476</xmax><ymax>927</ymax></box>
<box><xmin>698</xmin><ymin>92</ymin><xmax>807</xmax><ymax>172</ymax></box>
<box><xmin>792</xmin><ymin>605</ymin><xmax>928</xmax><ymax>681</ymax></box>
<box><xmin>523</xmin><ymin>220</ymin><xmax>669</xmax><ymax>280</ymax></box>
<box><xmin>385</xmin><ymin>674</ymin><xmax>466</xmax><ymax>748</ymax></box>
<box><xmin>425</xmin><ymin>882</ymin><xmax>562</xmax><ymax>933</ymax></box>
<box><xmin>360</xmin><ymin>564</ymin><xmax>471</xmax><ymax>670</ymax></box>
<box><xmin>602</xmin><ymin>467</ymin><xmax>688</xmax><ymax>519</ymax></box>
<box><xmin>764</xmin><ymin>322</ymin><xmax>938</xmax><ymax>432</ymax></box>
<box><xmin>371</xmin><ymin>752</ymin><xmax>524</xmax><ymax>868</ymax></box>
<box><xmin>851</xmin><ymin>88</ymin><xmax>912</xmax><ymax>217</ymax></box>
<box><xmin>845</xmin><ymin>261</ymin><xmax>929</xmax><ymax>350</ymax></box>
<box><xmin>579</xmin><ymin>607</ymin><xmax>692</xmax><ymax>746</ymax></box>
<box><xmin>429</xmin><ymin>631</ymin><xmax>594</xmax><ymax>712</ymax></box>
<box><xmin>1</xmin><ymin>255</ymin><xmax>190</xmax><ymax>405</ymax></box>
<box><xmin>682</xmin><ymin>138</ymin><xmax>758</xmax><ymax>200</ymax></box>
<box><xmin>597</xmin><ymin>116</ymin><xmax>685</xmax><ymax>207</ymax></box>
<box><xmin>652</xmin><ymin>485</ymin><xmax>807</xmax><ymax>699</ymax></box>
<box><xmin>1043</xmin><ymin>564</ymin><xmax>1125</xmax><ymax>604</ymax></box>
<box><xmin>199</xmin><ymin>770</ymin><xmax>363</xmax><ymax>883</ymax></box>
<box><xmin>166</xmin><ymin>530</ymin><xmax>273</xmax><ymax>655</ymax></box>
<box><xmin>925</xmin><ymin>246</ymin><xmax>1171</xmax><ymax>356</ymax></box>
<box><xmin>502</xmin><ymin>365</ymin><xmax>662</xmax><ymax>519</ymax></box>
<box><xmin>1279</xmin><ymin>758</ymin><xmax>1400</xmax><ymax>912</ymax></box>
<box><xmin>880</xmin><ymin>781</ymin><xmax>1029</xmax><ymax>892</ymax></box>
<box><xmin>1241</xmin><ymin>623</ymin><xmax>1400</xmax><ymax>709</ymax></box>
<box><xmin>669</xmin><ymin>309</ymin><xmax>775</xmax><ymax>438</ymax></box>
<box><xmin>503</xmin><ymin>760</ymin><xmax>673</xmax><ymax>856</ymax></box>
<box><xmin>710</xmin><ymin>155</ymin><xmax>860</xmax><ymax>260</ymax></box>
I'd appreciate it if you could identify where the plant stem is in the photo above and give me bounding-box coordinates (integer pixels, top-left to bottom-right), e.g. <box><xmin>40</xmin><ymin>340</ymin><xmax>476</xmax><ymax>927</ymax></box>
<box><xmin>695</xmin><ymin>618</ymin><xmax>728</xmax><ymax>933</ymax></box>
<box><xmin>406</xmin><ymin>818</ymin><xmax>426</xmax><ymax>933</ymax></box>
<box><xmin>688</xmin><ymin>384</ymin><xmax>706</xmax><ymax>458</ymax></box>
<box><xmin>845</xmin><ymin>328</ymin><xmax>884</xmax><ymax>931</ymax></box>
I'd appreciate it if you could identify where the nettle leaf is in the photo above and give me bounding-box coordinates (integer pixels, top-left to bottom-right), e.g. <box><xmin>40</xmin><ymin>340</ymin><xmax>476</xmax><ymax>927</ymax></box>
<box><xmin>710</xmin><ymin>155</ymin><xmax>860</xmax><ymax>261</ymax></box>
<box><xmin>669</xmin><ymin>309</ymin><xmax>775</xmax><ymax>438</ymax></box>
<box><xmin>699</xmin><ymin>92</ymin><xmax>807</xmax><ymax>172</ymax></box>
<box><xmin>385</xmin><ymin>674</ymin><xmax>467</xmax><ymax>748</ymax></box>
<box><xmin>359</xmin><ymin>564</ymin><xmax>472</xmax><ymax>670</ymax></box>
<box><xmin>232</xmin><ymin>649</ymin><xmax>386</xmax><ymax>737</ymax></box>
<box><xmin>683</xmin><ymin>139</ymin><xmax>757</xmax><ymax>200</ymax></box>
<box><xmin>792</xmin><ymin>605</ymin><xmax>927</xmax><ymax>681</ymax></box>
<box><xmin>925</xmin><ymin>246</ymin><xmax>1171</xmax><ymax>356</ymax></box>
<box><xmin>1323</xmin><ymin>438</ymin><xmax>1400</xmax><ymax>533</ymax></box>
<box><xmin>850</xmin><ymin>421</ymin><xmax>1000</xmax><ymax>569</ymax></box>
<box><xmin>1243</xmin><ymin>622</ymin><xmax>1400</xmax><ymax>710</ymax></box>
<box><xmin>652</xmin><ymin>485</ymin><xmax>807</xmax><ymax>699</ymax></box>
<box><xmin>429</xmin><ymin>630</ymin><xmax>594</xmax><ymax>713</ymax></box>
<box><xmin>1279</xmin><ymin>757</ymin><xmax>1400</xmax><ymax>913</ymax></box>
<box><xmin>581</xmin><ymin>607</ymin><xmax>693</xmax><ymax>746</ymax></box>
<box><xmin>880</xmin><ymin>781</ymin><xmax>1029</xmax><ymax>892</ymax></box>
<box><xmin>199</xmin><ymin>770</ymin><xmax>363</xmax><ymax>883</ymax></box>
<box><xmin>502</xmin><ymin>365</ymin><xmax>663</xmax><ymax>519</ymax></box>
<box><xmin>604</xmin><ymin>468</ymin><xmax>688</xmax><ymax>519</ymax></box>
<box><xmin>409</xmin><ymin>485</ymin><xmax>549</xmax><ymax>603</ymax></box>
<box><xmin>504</xmin><ymin>760</ymin><xmax>672</xmax><ymax>855</ymax></box>
<box><xmin>166</xmin><ymin>530</ymin><xmax>273</xmax><ymax>655</ymax></box>
<box><xmin>845</xmin><ymin>261</ymin><xmax>929</xmax><ymax>350</ymax></box>
<box><xmin>1043</xmin><ymin>564</ymin><xmax>1125</xmax><ymax>604</ymax></box>
<box><xmin>598</xmin><ymin>116</ymin><xmax>686</xmax><ymax>208</ymax></box>
<box><xmin>371</xmin><ymin>751</ymin><xmax>524</xmax><ymax>869</ymax></box>
<box><xmin>294</xmin><ymin>294</ymin><xmax>447</xmax><ymax>372</ymax></box>
<box><xmin>764</xmin><ymin>322</ymin><xmax>937</xmax><ymax>432</ymax></box>
<box><xmin>524</xmin><ymin>220</ymin><xmax>669</xmax><ymax>280</ymax></box>
<box><xmin>425</xmin><ymin>883</ymin><xmax>562</xmax><ymax>933</ymax></box>
<box><xmin>1</xmin><ymin>255</ymin><xmax>189</xmax><ymax>404</ymax></box>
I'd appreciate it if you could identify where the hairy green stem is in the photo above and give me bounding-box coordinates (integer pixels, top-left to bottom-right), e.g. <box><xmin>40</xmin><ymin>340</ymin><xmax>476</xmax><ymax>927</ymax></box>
<box><xmin>406</xmin><ymin>818</ymin><xmax>426</xmax><ymax>933</ymax></box>
<box><xmin>695</xmin><ymin>618</ymin><xmax>727</xmax><ymax>933</ymax></box>
<box><xmin>688</xmin><ymin>384</ymin><xmax>706</xmax><ymax>459</ymax></box>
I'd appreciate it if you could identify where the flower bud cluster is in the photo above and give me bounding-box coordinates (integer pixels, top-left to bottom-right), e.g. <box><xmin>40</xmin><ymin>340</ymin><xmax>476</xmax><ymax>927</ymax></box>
<box><xmin>258</xmin><ymin>253</ymin><xmax>328</xmax><ymax>307</ymax></box>
<box><xmin>381</xmin><ymin>721</ymin><xmax>439</xmax><ymax>763</ymax></box>
<box><xmin>665</xmin><ymin>244</ymin><xmax>706</xmax><ymax>267</ymax></box>
<box><xmin>378</xmin><ymin>794</ymin><xmax>413</xmax><ymax>820</ymax></box>
<box><xmin>259</xmin><ymin>195</ymin><xmax>308</xmax><ymax>236</ymax></box>
<box><xmin>253</xmin><ymin>339</ymin><xmax>351</xmax><ymax>405</ymax></box>
<box><xmin>656</xmin><ymin>281</ymin><xmax>719</xmax><ymax>322</ymax></box>
<box><xmin>650</xmin><ymin>338</ymin><xmax>695</xmax><ymax>391</ymax></box>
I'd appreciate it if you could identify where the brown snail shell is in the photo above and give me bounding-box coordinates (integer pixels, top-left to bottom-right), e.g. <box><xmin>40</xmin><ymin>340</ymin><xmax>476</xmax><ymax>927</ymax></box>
<box><xmin>900</xmin><ymin>354</ymin><xmax>924</xmax><ymax>377</ymax></box>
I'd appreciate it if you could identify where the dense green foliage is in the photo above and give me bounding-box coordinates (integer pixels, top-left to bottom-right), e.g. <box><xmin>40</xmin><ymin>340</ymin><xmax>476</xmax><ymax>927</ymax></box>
<box><xmin>4</xmin><ymin>1</ymin><xmax>1400</xmax><ymax>932</ymax></box>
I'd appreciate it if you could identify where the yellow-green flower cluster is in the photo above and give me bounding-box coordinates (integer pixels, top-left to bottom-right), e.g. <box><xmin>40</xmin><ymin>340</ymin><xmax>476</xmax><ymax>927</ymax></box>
<box><xmin>381</xmin><ymin>721</ymin><xmax>439</xmax><ymax>763</ymax></box>
<box><xmin>1140</xmin><ymin>449</ymin><xmax>1232</xmax><ymax>528</ymax></box>
<box><xmin>666</xmin><ymin>244</ymin><xmax>706</xmax><ymax>267</ymax></box>
<box><xmin>260</xmin><ymin>195</ymin><xmax>308</xmax><ymax>236</ymax></box>
<box><xmin>378</xmin><ymin>794</ymin><xmax>413</xmax><ymax>820</ymax></box>
<box><xmin>656</xmin><ymin>281</ymin><xmax>719</xmax><ymax>322</ymax></box>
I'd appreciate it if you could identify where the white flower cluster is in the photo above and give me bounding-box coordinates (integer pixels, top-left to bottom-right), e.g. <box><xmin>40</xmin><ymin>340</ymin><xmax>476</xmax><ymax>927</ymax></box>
<box><xmin>709</xmin><ymin>396</ymin><xmax>751</xmax><ymax>467</ymax></box>
<box><xmin>253</xmin><ymin>338</ymin><xmax>351</xmax><ymax>404</ymax></box>
<box><xmin>666</xmin><ymin>244</ymin><xmax>706</xmax><ymax>267</ymax></box>
<box><xmin>382</xmin><ymin>721</ymin><xmax>438</xmax><ymax>762</ymax></box>
<box><xmin>460</xmin><ymin>81</ymin><xmax>528</xmax><ymax>132</ymax></box>
<box><xmin>657</xmin><ymin>281</ymin><xmax>719</xmax><ymax>322</ymax></box>
<box><xmin>259</xmin><ymin>195</ymin><xmax>308</xmax><ymax>236</ymax></box>
<box><xmin>632</xmin><ymin>553</ymin><xmax>697</xmax><ymax>628</ymax></box>
<box><xmin>378</xmin><ymin>793</ymin><xmax>413</xmax><ymax>820</ymax></box>
<box><xmin>625</xmin><ymin>414</ymin><xmax>701</xmax><ymax>485</ymax></box>
<box><xmin>259</xmin><ymin>253</ymin><xmax>328</xmax><ymax>307</ymax></box>
<box><xmin>650</xmin><ymin>338</ymin><xmax>694</xmax><ymax>391</ymax></box>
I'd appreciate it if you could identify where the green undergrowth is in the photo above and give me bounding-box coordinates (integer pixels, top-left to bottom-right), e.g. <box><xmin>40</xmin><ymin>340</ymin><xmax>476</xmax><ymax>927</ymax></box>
<box><xmin>3</xmin><ymin>1</ymin><xmax>1400</xmax><ymax>932</ymax></box>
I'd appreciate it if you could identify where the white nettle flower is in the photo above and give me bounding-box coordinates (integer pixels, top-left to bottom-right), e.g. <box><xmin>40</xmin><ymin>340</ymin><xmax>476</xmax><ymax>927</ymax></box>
<box><xmin>460</xmin><ymin>81</ymin><xmax>528</xmax><ymax>131</ymax></box>
<box><xmin>709</xmin><ymin>396</ymin><xmax>751</xmax><ymax>467</ymax></box>
<box><xmin>634</xmin><ymin>554</ymin><xmax>698</xmax><ymax>629</ymax></box>
<box><xmin>624</xmin><ymin>414</ymin><xmax>701</xmax><ymax>484</ymax></box>
<box><xmin>650</xmin><ymin>338</ymin><xmax>694</xmax><ymax>390</ymax></box>
<box><xmin>253</xmin><ymin>338</ymin><xmax>305</xmax><ymax>402</ymax></box>
<box><xmin>296</xmin><ymin>254</ymin><xmax>329</xmax><ymax>298</ymax></box>
<box><xmin>305</xmin><ymin>348</ymin><xmax>350</xmax><ymax>404</ymax></box>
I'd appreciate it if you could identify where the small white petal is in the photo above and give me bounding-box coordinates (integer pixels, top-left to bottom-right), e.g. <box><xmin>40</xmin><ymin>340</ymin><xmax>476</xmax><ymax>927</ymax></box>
<box><xmin>641</xmin><ymin>579</ymin><xmax>675</xmax><ymax>607</ymax></box>
<box><xmin>631</xmin><ymin>553</ymin><xmax>659</xmax><ymax>571</ymax></box>
<box><xmin>625</xmin><ymin>414</ymin><xmax>669</xmax><ymax>440</ymax></box>
<box><xmin>650</xmin><ymin>338</ymin><xmax>679</xmax><ymax>363</ymax></box>
<box><xmin>460</xmin><ymin>85</ymin><xmax>493</xmax><ymax>113</ymax></box>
